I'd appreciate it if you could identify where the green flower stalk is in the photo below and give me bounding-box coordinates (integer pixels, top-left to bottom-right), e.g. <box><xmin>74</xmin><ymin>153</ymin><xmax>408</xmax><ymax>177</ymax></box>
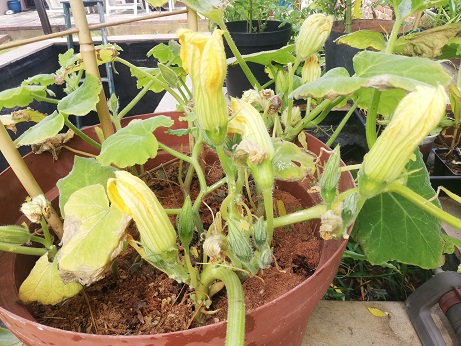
<box><xmin>178</xmin><ymin>29</ymin><xmax>228</xmax><ymax>145</ymax></box>
<box><xmin>358</xmin><ymin>85</ymin><xmax>447</xmax><ymax>198</ymax></box>
<box><xmin>296</xmin><ymin>14</ymin><xmax>333</xmax><ymax>61</ymax></box>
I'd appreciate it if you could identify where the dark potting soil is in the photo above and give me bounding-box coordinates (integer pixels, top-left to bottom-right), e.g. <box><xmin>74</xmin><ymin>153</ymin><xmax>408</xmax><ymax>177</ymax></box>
<box><xmin>30</xmin><ymin>154</ymin><xmax>321</xmax><ymax>335</ymax></box>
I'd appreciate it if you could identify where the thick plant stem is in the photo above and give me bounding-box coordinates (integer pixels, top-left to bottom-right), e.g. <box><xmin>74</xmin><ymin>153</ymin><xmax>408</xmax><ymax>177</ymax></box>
<box><xmin>0</xmin><ymin>123</ymin><xmax>63</xmax><ymax>239</ymax></box>
<box><xmin>200</xmin><ymin>265</ymin><xmax>245</xmax><ymax>346</ymax></box>
<box><xmin>326</xmin><ymin>102</ymin><xmax>358</xmax><ymax>147</ymax></box>
<box><xmin>262</xmin><ymin>188</ymin><xmax>275</xmax><ymax>244</ymax></box>
<box><xmin>69</xmin><ymin>0</ymin><xmax>113</xmax><ymax>140</ymax></box>
<box><xmin>273</xmin><ymin>204</ymin><xmax>326</xmax><ymax>229</ymax></box>
<box><xmin>64</xmin><ymin>119</ymin><xmax>102</xmax><ymax>150</ymax></box>
<box><xmin>386</xmin><ymin>182</ymin><xmax>461</xmax><ymax>231</ymax></box>
<box><xmin>0</xmin><ymin>243</ymin><xmax>48</xmax><ymax>257</ymax></box>
<box><xmin>365</xmin><ymin>90</ymin><xmax>381</xmax><ymax>149</ymax></box>
<box><xmin>217</xmin><ymin>18</ymin><xmax>261</xmax><ymax>91</ymax></box>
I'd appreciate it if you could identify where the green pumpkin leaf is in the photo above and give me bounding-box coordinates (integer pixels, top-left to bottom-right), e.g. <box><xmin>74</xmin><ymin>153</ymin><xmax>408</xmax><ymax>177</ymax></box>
<box><xmin>57</xmin><ymin>184</ymin><xmax>131</xmax><ymax>285</ymax></box>
<box><xmin>147</xmin><ymin>41</ymin><xmax>182</xmax><ymax>67</ymax></box>
<box><xmin>57</xmin><ymin>157</ymin><xmax>117</xmax><ymax>217</ymax></box>
<box><xmin>18</xmin><ymin>254</ymin><xmax>83</xmax><ymax>305</ymax></box>
<box><xmin>336</xmin><ymin>30</ymin><xmax>386</xmax><ymax>51</ymax></box>
<box><xmin>178</xmin><ymin>0</ymin><xmax>224</xmax><ymax>22</ymax></box>
<box><xmin>272</xmin><ymin>139</ymin><xmax>316</xmax><ymax>182</ymax></box>
<box><xmin>394</xmin><ymin>23</ymin><xmax>461</xmax><ymax>59</ymax></box>
<box><xmin>354</xmin><ymin>88</ymin><xmax>407</xmax><ymax>118</ymax></box>
<box><xmin>58</xmin><ymin>74</ymin><xmax>101</xmax><ymax>116</ymax></box>
<box><xmin>439</xmin><ymin>37</ymin><xmax>461</xmax><ymax>59</ymax></box>
<box><xmin>14</xmin><ymin>111</ymin><xmax>65</xmax><ymax>146</ymax></box>
<box><xmin>0</xmin><ymin>85</ymin><xmax>47</xmax><ymax>110</ymax></box>
<box><xmin>228</xmin><ymin>45</ymin><xmax>296</xmax><ymax>67</ymax></box>
<box><xmin>291</xmin><ymin>67</ymin><xmax>367</xmax><ymax>100</ymax></box>
<box><xmin>23</xmin><ymin>73</ymin><xmax>56</xmax><ymax>87</ymax></box>
<box><xmin>0</xmin><ymin>327</ymin><xmax>25</xmax><ymax>346</ymax></box>
<box><xmin>97</xmin><ymin>116</ymin><xmax>174</xmax><ymax>168</ymax></box>
<box><xmin>132</xmin><ymin>67</ymin><xmax>167</xmax><ymax>93</ymax></box>
<box><xmin>353</xmin><ymin>51</ymin><xmax>451</xmax><ymax>87</ymax></box>
<box><xmin>352</xmin><ymin>152</ymin><xmax>445</xmax><ymax>268</ymax></box>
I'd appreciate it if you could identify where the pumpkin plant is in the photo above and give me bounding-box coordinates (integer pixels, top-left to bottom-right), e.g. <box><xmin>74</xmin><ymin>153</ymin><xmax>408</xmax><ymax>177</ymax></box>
<box><xmin>0</xmin><ymin>1</ymin><xmax>461</xmax><ymax>345</ymax></box>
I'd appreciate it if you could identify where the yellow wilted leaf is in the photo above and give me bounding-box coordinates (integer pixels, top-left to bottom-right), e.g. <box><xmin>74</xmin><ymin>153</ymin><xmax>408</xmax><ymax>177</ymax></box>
<box><xmin>277</xmin><ymin>200</ymin><xmax>287</xmax><ymax>217</ymax></box>
<box><xmin>367</xmin><ymin>307</ymin><xmax>388</xmax><ymax>317</ymax></box>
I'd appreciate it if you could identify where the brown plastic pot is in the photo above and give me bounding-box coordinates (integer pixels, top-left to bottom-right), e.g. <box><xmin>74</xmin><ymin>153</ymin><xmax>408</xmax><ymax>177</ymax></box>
<box><xmin>0</xmin><ymin>112</ymin><xmax>355</xmax><ymax>345</ymax></box>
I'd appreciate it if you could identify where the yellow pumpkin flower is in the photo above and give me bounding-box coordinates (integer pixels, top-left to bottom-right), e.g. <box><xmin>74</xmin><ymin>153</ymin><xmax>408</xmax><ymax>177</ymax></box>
<box><xmin>358</xmin><ymin>85</ymin><xmax>447</xmax><ymax>198</ymax></box>
<box><xmin>178</xmin><ymin>29</ymin><xmax>228</xmax><ymax>145</ymax></box>
<box><xmin>296</xmin><ymin>14</ymin><xmax>334</xmax><ymax>60</ymax></box>
<box><xmin>229</xmin><ymin>98</ymin><xmax>275</xmax><ymax>189</ymax></box>
<box><xmin>107</xmin><ymin>170</ymin><xmax>176</xmax><ymax>254</ymax></box>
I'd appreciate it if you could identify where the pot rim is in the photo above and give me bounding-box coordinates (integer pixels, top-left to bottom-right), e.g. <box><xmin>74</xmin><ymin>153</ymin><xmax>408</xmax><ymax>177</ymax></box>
<box><xmin>0</xmin><ymin>111</ymin><xmax>355</xmax><ymax>340</ymax></box>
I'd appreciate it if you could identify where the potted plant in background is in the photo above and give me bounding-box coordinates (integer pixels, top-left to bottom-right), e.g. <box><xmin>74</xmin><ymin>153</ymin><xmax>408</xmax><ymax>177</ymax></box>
<box><xmin>1</xmin><ymin>0</ymin><xmax>461</xmax><ymax>345</ymax></box>
<box><xmin>219</xmin><ymin>0</ymin><xmax>295</xmax><ymax>97</ymax></box>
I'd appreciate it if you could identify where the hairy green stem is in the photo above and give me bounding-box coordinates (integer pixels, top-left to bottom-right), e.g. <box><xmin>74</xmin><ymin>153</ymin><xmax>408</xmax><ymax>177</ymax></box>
<box><xmin>217</xmin><ymin>18</ymin><xmax>261</xmax><ymax>91</ymax></box>
<box><xmin>117</xmin><ymin>80</ymin><xmax>155</xmax><ymax>121</ymax></box>
<box><xmin>0</xmin><ymin>243</ymin><xmax>48</xmax><ymax>256</ymax></box>
<box><xmin>326</xmin><ymin>102</ymin><xmax>358</xmax><ymax>147</ymax></box>
<box><xmin>64</xmin><ymin>118</ymin><xmax>102</xmax><ymax>150</ymax></box>
<box><xmin>200</xmin><ymin>265</ymin><xmax>245</xmax><ymax>346</ymax></box>
<box><xmin>273</xmin><ymin>204</ymin><xmax>326</xmax><ymax>229</ymax></box>
<box><xmin>115</xmin><ymin>57</ymin><xmax>186</xmax><ymax>108</ymax></box>
<box><xmin>286</xmin><ymin>60</ymin><xmax>301</xmax><ymax>129</ymax></box>
<box><xmin>365</xmin><ymin>90</ymin><xmax>381</xmax><ymax>149</ymax></box>
<box><xmin>386</xmin><ymin>182</ymin><xmax>461</xmax><ymax>230</ymax></box>
<box><xmin>30</xmin><ymin>94</ymin><xmax>59</xmax><ymax>104</ymax></box>
<box><xmin>263</xmin><ymin>188</ymin><xmax>275</xmax><ymax>243</ymax></box>
<box><xmin>40</xmin><ymin>217</ymin><xmax>52</xmax><ymax>248</ymax></box>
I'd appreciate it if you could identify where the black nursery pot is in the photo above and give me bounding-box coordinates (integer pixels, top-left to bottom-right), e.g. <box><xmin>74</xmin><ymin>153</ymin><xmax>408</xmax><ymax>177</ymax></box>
<box><xmin>224</xmin><ymin>20</ymin><xmax>292</xmax><ymax>98</ymax></box>
<box><xmin>430</xmin><ymin>148</ymin><xmax>461</xmax><ymax>195</ymax></box>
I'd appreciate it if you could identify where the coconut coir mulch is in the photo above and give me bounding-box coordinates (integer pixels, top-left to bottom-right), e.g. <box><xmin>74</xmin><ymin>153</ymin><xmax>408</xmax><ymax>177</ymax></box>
<box><xmin>30</xmin><ymin>156</ymin><xmax>321</xmax><ymax>336</ymax></box>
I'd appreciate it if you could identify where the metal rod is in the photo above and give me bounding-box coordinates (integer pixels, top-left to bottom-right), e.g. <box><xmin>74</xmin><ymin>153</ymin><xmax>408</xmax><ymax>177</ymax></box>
<box><xmin>0</xmin><ymin>9</ymin><xmax>188</xmax><ymax>51</ymax></box>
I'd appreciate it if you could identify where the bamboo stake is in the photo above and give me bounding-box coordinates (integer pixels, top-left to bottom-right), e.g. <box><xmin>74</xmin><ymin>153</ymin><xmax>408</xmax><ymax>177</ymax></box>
<box><xmin>0</xmin><ymin>9</ymin><xmax>188</xmax><ymax>52</ymax></box>
<box><xmin>68</xmin><ymin>0</ymin><xmax>114</xmax><ymax>139</ymax></box>
<box><xmin>187</xmin><ymin>7</ymin><xmax>198</xmax><ymax>31</ymax></box>
<box><xmin>0</xmin><ymin>123</ymin><xmax>64</xmax><ymax>239</ymax></box>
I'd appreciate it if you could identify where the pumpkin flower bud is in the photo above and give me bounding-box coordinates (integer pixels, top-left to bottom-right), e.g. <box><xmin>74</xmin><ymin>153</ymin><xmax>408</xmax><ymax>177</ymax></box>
<box><xmin>358</xmin><ymin>85</ymin><xmax>447</xmax><ymax>198</ymax></box>
<box><xmin>177</xmin><ymin>29</ymin><xmax>228</xmax><ymax>145</ymax></box>
<box><xmin>296</xmin><ymin>14</ymin><xmax>333</xmax><ymax>60</ymax></box>
<box><xmin>229</xmin><ymin>98</ymin><xmax>275</xmax><ymax>189</ymax></box>
<box><xmin>281</xmin><ymin>106</ymin><xmax>302</xmax><ymax>127</ymax></box>
<box><xmin>107</xmin><ymin>171</ymin><xmax>177</xmax><ymax>254</ymax></box>
<box><xmin>20</xmin><ymin>195</ymin><xmax>50</xmax><ymax>224</ymax></box>
<box><xmin>227</xmin><ymin>218</ymin><xmax>253</xmax><ymax>264</ymax></box>
<box><xmin>203</xmin><ymin>234</ymin><xmax>228</xmax><ymax>262</ymax></box>
<box><xmin>320</xmin><ymin>145</ymin><xmax>341</xmax><ymax>206</ymax></box>
<box><xmin>302</xmin><ymin>55</ymin><xmax>321</xmax><ymax>84</ymax></box>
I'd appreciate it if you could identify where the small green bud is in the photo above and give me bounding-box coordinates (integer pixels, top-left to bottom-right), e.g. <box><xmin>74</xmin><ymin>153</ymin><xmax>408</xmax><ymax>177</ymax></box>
<box><xmin>253</xmin><ymin>217</ymin><xmax>267</xmax><ymax>249</ymax></box>
<box><xmin>281</xmin><ymin>106</ymin><xmax>302</xmax><ymax>127</ymax></box>
<box><xmin>0</xmin><ymin>225</ymin><xmax>32</xmax><ymax>245</ymax></box>
<box><xmin>177</xmin><ymin>196</ymin><xmax>194</xmax><ymax>248</ymax></box>
<box><xmin>227</xmin><ymin>219</ymin><xmax>253</xmax><ymax>264</ymax></box>
<box><xmin>159</xmin><ymin>63</ymin><xmax>181</xmax><ymax>89</ymax></box>
<box><xmin>258</xmin><ymin>247</ymin><xmax>273</xmax><ymax>269</ymax></box>
<box><xmin>320</xmin><ymin>146</ymin><xmax>341</xmax><ymax>206</ymax></box>
<box><xmin>341</xmin><ymin>192</ymin><xmax>360</xmax><ymax>227</ymax></box>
